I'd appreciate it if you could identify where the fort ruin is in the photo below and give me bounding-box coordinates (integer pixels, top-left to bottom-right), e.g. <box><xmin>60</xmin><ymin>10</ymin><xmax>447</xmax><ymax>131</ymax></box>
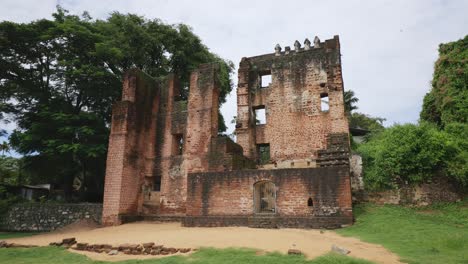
<box><xmin>102</xmin><ymin>35</ymin><xmax>353</xmax><ymax>228</ymax></box>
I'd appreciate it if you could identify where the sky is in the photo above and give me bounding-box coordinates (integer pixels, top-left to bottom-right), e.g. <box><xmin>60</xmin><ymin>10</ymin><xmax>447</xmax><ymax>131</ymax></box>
<box><xmin>1</xmin><ymin>0</ymin><xmax>467</xmax><ymax>146</ymax></box>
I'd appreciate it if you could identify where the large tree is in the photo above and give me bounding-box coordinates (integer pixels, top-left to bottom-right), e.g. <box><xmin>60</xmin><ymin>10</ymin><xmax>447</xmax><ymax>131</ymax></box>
<box><xmin>0</xmin><ymin>7</ymin><xmax>233</xmax><ymax>201</ymax></box>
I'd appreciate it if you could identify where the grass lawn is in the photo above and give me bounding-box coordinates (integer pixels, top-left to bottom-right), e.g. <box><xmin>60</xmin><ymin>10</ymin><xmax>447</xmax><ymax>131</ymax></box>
<box><xmin>337</xmin><ymin>200</ymin><xmax>468</xmax><ymax>264</ymax></box>
<box><xmin>0</xmin><ymin>232</ymin><xmax>38</xmax><ymax>240</ymax></box>
<box><xmin>0</xmin><ymin>247</ymin><xmax>373</xmax><ymax>264</ymax></box>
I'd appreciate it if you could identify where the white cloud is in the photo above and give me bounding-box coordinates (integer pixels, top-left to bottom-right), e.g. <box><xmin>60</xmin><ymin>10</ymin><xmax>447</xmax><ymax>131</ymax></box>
<box><xmin>1</xmin><ymin>0</ymin><xmax>467</xmax><ymax>134</ymax></box>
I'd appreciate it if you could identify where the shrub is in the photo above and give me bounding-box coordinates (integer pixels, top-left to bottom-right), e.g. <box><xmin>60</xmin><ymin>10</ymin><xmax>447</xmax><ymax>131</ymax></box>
<box><xmin>444</xmin><ymin>123</ymin><xmax>468</xmax><ymax>186</ymax></box>
<box><xmin>357</xmin><ymin>123</ymin><xmax>465</xmax><ymax>190</ymax></box>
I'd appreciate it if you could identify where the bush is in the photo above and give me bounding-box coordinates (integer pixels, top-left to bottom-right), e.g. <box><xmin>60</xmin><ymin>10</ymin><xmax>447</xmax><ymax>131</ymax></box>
<box><xmin>358</xmin><ymin>123</ymin><xmax>465</xmax><ymax>190</ymax></box>
<box><xmin>444</xmin><ymin>123</ymin><xmax>468</xmax><ymax>186</ymax></box>
<box><xmin>0</xmin><ymin>186</ymin><xmax>23</xmax><ymax>216</ymax></box>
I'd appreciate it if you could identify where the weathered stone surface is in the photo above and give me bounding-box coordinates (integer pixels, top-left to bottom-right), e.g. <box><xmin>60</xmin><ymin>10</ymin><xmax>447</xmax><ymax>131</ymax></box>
<box><xmin>179</xmin><ymin>248</ymin><xmax>191</xmax><ymax>253</ymax></box>
<box><xmin>288</xmin><ymin>249</ymin><xmax>302</xmax><ymax>255</ymax></box>
<box><xmin>1</xmin><ymin>203</ymin><xmax>101</xmax><ymax>232</ymax></box>
<box><xmin>151</xmin><ymin>248</ymin><xmax>162</xmax><ymax>255</ymax></box>
<box><xmin>118</xmin><ymin>243</ymin><xmax>138</xmax><ymax>250</ymax></box>
<box><xmin>331</xmin><ymin>244</ymin><xmax>350</xmax><ymax>255</ymax></box>
<box><xmin>108</xmin><ymin>249</ymin><xmax>119</xmax><ymax>255</ymax></box>
<box><xmin>62</xmin><ymin>237</ymin><xmax>76</xmax><ymax>244</ymax></box>
<box><xmin>75</xmin><ymin>243</ymin><xmax>88</xmax><ymax>250</ymax></box>
<box><xmin>142</xmin><ymin>242</ymin><xmax>154</xmax><ymax>248</ymax></box>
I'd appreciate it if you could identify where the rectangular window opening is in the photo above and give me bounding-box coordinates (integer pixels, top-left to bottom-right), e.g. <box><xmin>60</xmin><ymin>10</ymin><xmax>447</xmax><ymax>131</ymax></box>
<box><xmin>257</xmin><ymin>144</ymin><xmax>270</xmax><ymax>165</ymax></box>
<box><xmin>321</xmin><ymin>93</ymin><xmax>329</xmax><ymax>112</ymax></box>
<box><xmin>260</xmin><ymin>71</ymin><xmax>272</xmax><ymax>88</ymax></box>
<box><xmin>173</xmin><ymin>134</ymin><xmax>184</xmax><ymax>155</ymax></box>
<box><xmin>153</xmin><ymin>176</ymin><xmax>161</xmax><ymax>192</ymax></box>
<box><xmin>254</xmin><ymin>106</ymin><xmax>266</xmax><ymax>125</ymax></box>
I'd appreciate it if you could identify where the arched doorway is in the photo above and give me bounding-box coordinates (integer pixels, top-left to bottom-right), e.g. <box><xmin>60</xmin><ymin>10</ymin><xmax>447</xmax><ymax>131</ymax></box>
<box><xmin>254</xmin><ymin>181</ymin><xmax>276</xmax><ymax>214</ymax></box>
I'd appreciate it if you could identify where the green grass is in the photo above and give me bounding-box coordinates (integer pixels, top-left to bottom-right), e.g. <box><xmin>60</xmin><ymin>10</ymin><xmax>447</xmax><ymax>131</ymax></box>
<box><xmin>0</xmin><ymin>247</ymin><xmax>373</xmax><ymax>264</ymax></box>
<box><xmin>337</xmin><ymin>200</ymin><xmax>468</xmax><ymax>264</ymax></box>
<box><xmin>2</xmin><ymin>201</ymin><xmax>467</xmax><ymax>264</ymax></box>
<box><xmin>0</xmin><ymin>232</ymin><xmax>38</xmax><ymax>239</ymax></box>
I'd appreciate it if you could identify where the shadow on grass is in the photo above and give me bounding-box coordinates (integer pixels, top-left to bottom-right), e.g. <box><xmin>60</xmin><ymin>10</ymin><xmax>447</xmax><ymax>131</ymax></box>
<box><xmin>0</xmin><ymin>232</ymin><xmax>39</xmax><ymax>240</ymax></box>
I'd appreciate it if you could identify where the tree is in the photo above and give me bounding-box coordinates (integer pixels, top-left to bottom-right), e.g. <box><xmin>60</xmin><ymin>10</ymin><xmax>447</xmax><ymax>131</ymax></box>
<box><xmin>420</xmin><ymin>35</ymin><xmax>468</xmax><ymax>127</ymax></box>
<box><xmin>343</xmin><ymin>90</ymin><xmax>359</xmax><ymax>113</ymax></box>
<box><xmin>0</xmin><ymin>156</ymin><xmax>20</xmax><ymax>185</ymax></box>
<box><xmin>0</xmin><ymin>7</ymin><xmax>233</xmax><ymax>201</ymax></box>
<box><xmin>344</xmin><ymin>90</ymin><xmax>386</xmax><ymax>134</ymax></box>
<box><xmin>0</xmin><ymin>141</ymin><xmax>9</xmax><ymax>156</ymax></box>
<box><xmin>349</xmin><ymin>112</ymin><xmax>385</xmax><ymax>132</ymax></box>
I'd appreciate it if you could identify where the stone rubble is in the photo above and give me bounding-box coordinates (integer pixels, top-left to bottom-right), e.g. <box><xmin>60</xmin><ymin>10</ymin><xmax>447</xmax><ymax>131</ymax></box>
<box><xmin>46</xmin><ymin>237</ymin><xmax>192</xmax><ymax>256</ymax></box>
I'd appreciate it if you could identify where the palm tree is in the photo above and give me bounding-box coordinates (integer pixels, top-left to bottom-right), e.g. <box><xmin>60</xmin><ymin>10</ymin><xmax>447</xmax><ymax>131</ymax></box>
<box><xmin>0</xmin><ymin>141</ymin><xmax>10</xmax><ymax>156</ymax></box>
<box><xmin>344</xmin><ymin>90</ymin><xmax>359</xmax><ymax>113</ymax></box>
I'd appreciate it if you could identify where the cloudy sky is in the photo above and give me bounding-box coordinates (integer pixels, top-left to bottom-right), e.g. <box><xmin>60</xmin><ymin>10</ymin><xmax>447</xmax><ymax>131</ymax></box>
<box><xmin>1</xmin><ymin>0</ymin><xmax>467</xmax><ymax>138</ymax></box>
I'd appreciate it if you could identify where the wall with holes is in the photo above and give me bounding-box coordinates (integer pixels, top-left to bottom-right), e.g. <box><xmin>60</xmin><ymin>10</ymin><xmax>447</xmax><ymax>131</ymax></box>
<box><xmin>235</xmin><ymin>36</ymin><xmax>349</xmax><ymax>168</ymax></box>
<box><xmin>185</xmin><ymin>166</ymin><xmax>352</xmax><ymax>223</ymax></box>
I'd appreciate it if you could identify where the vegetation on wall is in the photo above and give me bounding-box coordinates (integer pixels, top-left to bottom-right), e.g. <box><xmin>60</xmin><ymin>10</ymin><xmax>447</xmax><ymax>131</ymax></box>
<box><xmin>0</xmin><ymin>7</ymin><xmax>233</xmax><ymax>201</ymax></box>
<box><xmin>420</xmin><ymin>35</ymin><xmax>468</xmax><ymax>127</ymax></box>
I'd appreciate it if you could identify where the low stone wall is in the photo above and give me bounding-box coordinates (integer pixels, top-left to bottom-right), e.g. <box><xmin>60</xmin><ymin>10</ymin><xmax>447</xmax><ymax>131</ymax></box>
<box><xmin>349</xmin><ymin>153</ymin><xmax>463</xmax><ymax>206</ymax></box>
<box><xmin>1</xmin><ymin>203</ymin><xmax>102</xmax><ymax>231</ymax></box>
<box><xmin>362</xmin><ymin>178</ymin><xmax>462</xmax><ymax>206</ymax></box>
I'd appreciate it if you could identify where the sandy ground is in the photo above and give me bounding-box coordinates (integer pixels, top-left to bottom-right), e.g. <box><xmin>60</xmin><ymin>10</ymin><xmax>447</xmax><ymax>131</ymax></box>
<box><xmin>5</xmin><ymin>222</ymin><xmax>402</xmax><ymax>264</ymax></box>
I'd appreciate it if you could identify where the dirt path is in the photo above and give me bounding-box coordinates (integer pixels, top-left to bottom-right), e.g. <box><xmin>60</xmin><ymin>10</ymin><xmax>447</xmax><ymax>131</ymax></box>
<box><xmin>5</xmin><ymin>222</ymin><xmax>402</xmax><ymax>263</ymax></box>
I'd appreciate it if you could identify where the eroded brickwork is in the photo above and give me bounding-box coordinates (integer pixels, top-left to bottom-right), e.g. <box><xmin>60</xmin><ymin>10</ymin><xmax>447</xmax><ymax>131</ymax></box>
<box><xmin>103</xmin><ymin>36</ymin><xmax>352</xmax><ymax>229</ymax></box>
<box><xmin>236</xmin><ymin>36</ymin><xmax>349</xmax><ymax>168</ymax></box>
<box><xmin>184</xmin><ymin>167</ymin><xmax>352</xmax><ymax>228</ymax></box>
<box><xmin>102</xmin><ymin>70</ymin><xmax>159</xmax><ymax>225</ymax></box>
<box><xmin>103</xmin><ymin>63</ymin><xmax>251</xmax><ymax>225</ymax></box>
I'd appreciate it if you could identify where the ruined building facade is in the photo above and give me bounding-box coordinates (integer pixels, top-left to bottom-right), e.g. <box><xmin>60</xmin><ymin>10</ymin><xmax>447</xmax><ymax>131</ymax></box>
<box><xmin>102</xmin><ymin>36</ymin><xmax>353</xmax><ymax>228</ymax></box>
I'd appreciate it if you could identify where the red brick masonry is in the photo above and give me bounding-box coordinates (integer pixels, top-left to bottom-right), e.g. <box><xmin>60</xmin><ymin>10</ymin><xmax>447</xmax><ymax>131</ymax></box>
<box><xmin>184</xmin><ymin>167</ymin><xmax>352</xmax><ymax>228</ymax></box>
<box><xmin>102</xmin><ymin>36</ymin><xmax>353</xmax><ymax>228</ymax></box>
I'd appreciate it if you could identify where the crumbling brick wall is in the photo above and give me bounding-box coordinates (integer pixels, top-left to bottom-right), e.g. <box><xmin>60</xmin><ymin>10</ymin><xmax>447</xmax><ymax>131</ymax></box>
<box><xmin>236</xmin><ymin>36</ymin><xmax>349</xmax><ymax>168</ymax></box>
<box><xmin>184</xmin><ymin>167</ymin><xmax>352</xmax><ymax>228</ymax></box>
<box><xmin>103</xmin><ymin>36</ymin><xmax>353</xmax><ymax>229</ymax></box>
<box><xmin>103</xmin><ymin>64</ymin><xmax>253</xmax><ymax>225</ymax></box>
<box><xmin>102</xmin><ymin>69</ymin><xmax>159</xmax><ymax>225</ymax></box>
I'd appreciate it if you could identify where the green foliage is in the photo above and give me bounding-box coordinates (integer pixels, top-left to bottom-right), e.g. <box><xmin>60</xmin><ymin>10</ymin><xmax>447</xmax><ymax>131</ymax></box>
<box><xmin>0</xmin><ymin>7</ymin><xmax>233</xmax><ymax>201</ymax></box>
<box><xmin>357</xmin><ymin>123</ymin><xmax>463</xmax><ymax>190</ymax></box>
<box><xmin>343</xmin><ymin>90</ymin><xmax>359</xmax><ymax>113</ymax></box>
<box><xmin>420</xmin><ymin>35</ymin><xmax>468</xmax><ymax>127</ymax></box>
<box><xmin>0</xmin><ymin>156</ymin><xmax>20</xmax><ymax>185</ymax></box>
<box><xmin>338</xmin><ymin>201</ymin><xmax>468</xmax><ymax>264</ymax></box>
<box><xmin>0</xmin><ymin>246</ymin><xmax>373</xmax><ymax>264</ymax></box>
<box><xmin>444</xmin><ymin>123</ymin><xmax>468</xmax><ymax>186</ymax></box>
<box><xmin>349</xmin><ymin>112</ymin><xmax>385</xmax><ymax>132</ymax></box>
<box><xmin>0</xmin><ymin>186</ymin><xmax>23</xmax><ymax>216</ymax></box>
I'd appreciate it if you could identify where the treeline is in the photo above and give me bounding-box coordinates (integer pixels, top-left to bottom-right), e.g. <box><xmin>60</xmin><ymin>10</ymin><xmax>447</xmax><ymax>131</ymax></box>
<box><xmin>0</xmin><ymin>7</ymin><xmax>233</xmax><ymax>201</ymax></box>
<box><xmin>358</xmin><ymin>35</ymin><xmax>468</xmax><ymax>191</ymax></box>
